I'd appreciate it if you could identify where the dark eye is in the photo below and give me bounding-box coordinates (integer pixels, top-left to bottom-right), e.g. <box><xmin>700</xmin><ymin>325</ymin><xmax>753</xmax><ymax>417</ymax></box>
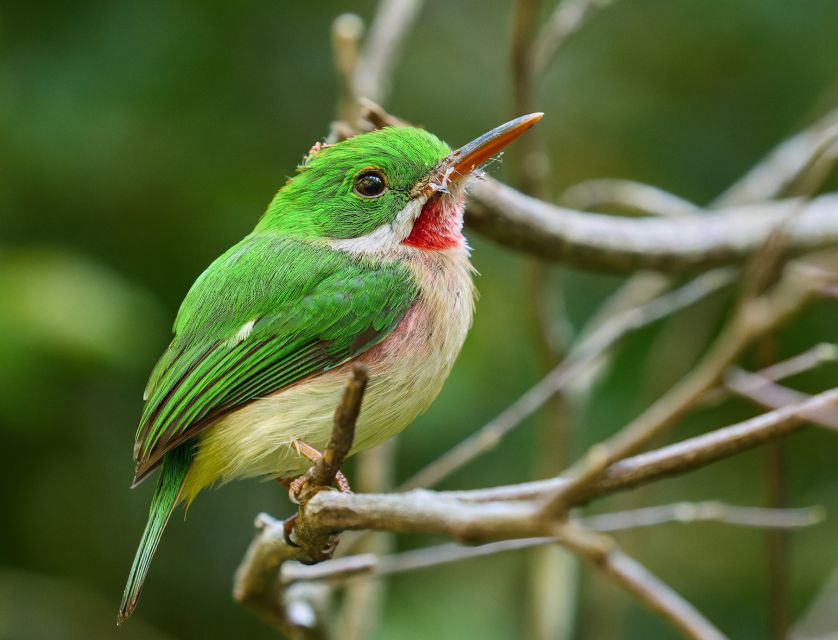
<box><xmin>353</xmin><ymin>170</ymin><xmax>387</xmax><ymax>198</ymax></box>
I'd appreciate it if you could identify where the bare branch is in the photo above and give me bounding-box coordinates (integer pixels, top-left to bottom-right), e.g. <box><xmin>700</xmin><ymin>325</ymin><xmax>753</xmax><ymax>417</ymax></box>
<box><xmin>541</xmin><ymin>265</ymin><xmax>821</xmax><ymax>516</ymax></box>
<box><xmin>756</xmin><ymin>343</ymin><xmax>838</xmax><ymax>382</ymax></box>
<box><xmin>701</xmin><ymin>342</ymin><xmax>838</xmax><ymax>405</ymax></box>
<box><xmin>401</xmin><ymin>269</ymin><xmax>735</xmax><ymax>490</ymax></box>
<box><xmin>280</xmin><ymin>502</ymin><xmax>821</xmax><ymax>585</ymax></box>
<box><xmin>233</xmin><ymin>514</ymin><xmax>331</xmax><ymax>639</ymax></box>
<box><xmin>331</xmin><ymin>14</ymin><xmax>364</xmax><ymax>126</ymax></box>
<box><xmin>714</xmin><ymin>108</ymin><xmax>838</xmax><ymax>207</ymax></box>
<box><xmin>298</xmin><ymin>365</ymin><xmax>368</xmax><ymax>500</ymax></box>
<box><xmin>235</xmin><ymin>388</ymin><xmax>838</xmax><ymax>634</ymax></box>
<box><xmin>452</xmin><ymin>386</ymin><xmax>838</xmax><ymax>504</ymax></box>
<box><xmin>583</xmin><ymin>501</ymin><xmax>824</xmax><ymax>532</ymax></box>
<box><xmin>554</xmin><ymin>525</ymin><xmax>726</xmax><ymax>640</ymax></box>
<box><xmin>465</xmin><ymin>178</ymin><xmax>838</xmax><ymax>273</ymax></box>
<box><xmin>353</xmin><ymin>0</ymin><xmax>424</xmax><ymax>104</ymax></box>
<box><xmin>561</xmin><ymin>178</ymin><xmax>702</xmax><ymax>217</ymax></box>
<box><xmin>530</xmin><ymin>0</ymin><xmax>618</xmax><ymax>78</ymax></box>
<box><xmin>724</xmin><ymin>368</ymin><xmax>838</xmax><ymax>431</ymax></box>
<box><xmin>290</xmin><ymin>389</ymin><xmax>838</xmax><ymax>530</ymax></box>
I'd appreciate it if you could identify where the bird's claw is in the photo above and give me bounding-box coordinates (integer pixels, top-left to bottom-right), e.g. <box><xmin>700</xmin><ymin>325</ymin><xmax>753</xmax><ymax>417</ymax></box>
<box><xmin>283</xmin><ymin>514</ymin><xmax>300</xmax><ymax>548</ymax></box>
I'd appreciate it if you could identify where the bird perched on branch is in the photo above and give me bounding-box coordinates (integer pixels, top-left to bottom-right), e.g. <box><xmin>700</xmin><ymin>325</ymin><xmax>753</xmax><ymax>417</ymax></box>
<box><xmin>118</xmin><ymin>113</ymin><xmax>543</xmax><ymax>622</ymax></box>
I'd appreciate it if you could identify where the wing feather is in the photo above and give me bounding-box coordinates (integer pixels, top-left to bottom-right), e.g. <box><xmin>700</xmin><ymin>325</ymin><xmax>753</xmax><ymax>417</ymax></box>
<box><xmin>133</xmin><ymin>235</ymin><xmax>417</xmax><ymax>482</ymax></box>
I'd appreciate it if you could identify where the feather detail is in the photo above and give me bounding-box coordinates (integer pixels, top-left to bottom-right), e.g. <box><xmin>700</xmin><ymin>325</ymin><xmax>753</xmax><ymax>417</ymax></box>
<box><xmin>180</xmin><ymin>246</ymin><xmax>475</xmax><ymax>503</ymax></box>
<box><xmin>118</xmin><ymin>444</ymin><xmax>191</xmax><ymax>624</ymax></box>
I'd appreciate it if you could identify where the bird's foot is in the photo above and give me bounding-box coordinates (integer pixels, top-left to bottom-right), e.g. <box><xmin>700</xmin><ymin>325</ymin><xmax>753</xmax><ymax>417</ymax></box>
<box><xmin>282</xmin><ymin>439</ymin><xmax>353</xmax><ymax>504</ymax></box>
<box><xmin>283</xmin><ymin>514</ymin><xmax>300</xmax><ymax>547</ymax></box>
<box><xmin>333</xmin><ymin>470</ymin><xmax>352</xmax><ymax>494</ymax></box>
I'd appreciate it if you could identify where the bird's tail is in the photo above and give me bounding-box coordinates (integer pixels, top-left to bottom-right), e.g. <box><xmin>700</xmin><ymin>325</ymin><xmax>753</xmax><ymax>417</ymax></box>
<box><xmin>118</xmin><ymin>444</ymin><xmax>191</xmax><ymax>625</ymax></box>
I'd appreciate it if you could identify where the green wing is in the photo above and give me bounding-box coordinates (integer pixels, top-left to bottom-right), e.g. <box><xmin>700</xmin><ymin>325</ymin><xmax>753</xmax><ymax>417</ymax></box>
<box><xmin>133</xmin><ymin>233</ymin><xmax>417</xmax><ymax>483</ymax></box>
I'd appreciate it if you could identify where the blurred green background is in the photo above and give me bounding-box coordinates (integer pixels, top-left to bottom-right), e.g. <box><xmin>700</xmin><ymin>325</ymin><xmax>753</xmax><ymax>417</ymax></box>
<box><xmin>2</xmin><ymin>1</ymin><xmax>838</xmax><ymax>638</ymax></box>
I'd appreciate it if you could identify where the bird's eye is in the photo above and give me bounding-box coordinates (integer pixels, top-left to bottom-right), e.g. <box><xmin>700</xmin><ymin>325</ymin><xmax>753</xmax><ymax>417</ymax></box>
<box><xmin>353</xmin><ymin>170</ymin><xmax>387</xmax><ymax>198</ymax></box>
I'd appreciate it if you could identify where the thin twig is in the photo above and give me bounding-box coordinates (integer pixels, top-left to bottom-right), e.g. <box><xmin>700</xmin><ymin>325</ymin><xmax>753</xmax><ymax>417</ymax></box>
<box><xmin>701</xmin><ymin>342</ymin><xmax>838</xmax><ymax>405</ymax></box>
<box><xmin>465</xmin><ymin>178</ymin><xmax>838</xmax><ymax>273</ymax></box>
<box><xmin>583</xmin><ymin>501</ymin><xmax>823</xmax><ymax>532</ymax></box>
<box><xmin>236</xmin><ymin>388</ymin><xmax>838</xmax><ymax>633</ymax></box>
<box><xmin>301</xmin><ymin>364</ymin><xmax>368</xmax><ymax>497</ymax></box>
<box><xmin>713</xmin><ymin>108</ymin><xmax>838</xmax><ymax>207</ymax></box>
<box><xmin>756</xmin><ymin>343</ymin><xmax>838</xmax><ymax>382</ymax></box>
<box><xmin>541</xmin><ymin>264</ymin><xmax>822</xmax><ymax>516</ymax></box>
<box><xmin>724</xmin><ymin>368</ymin><xmax>838</xmax><ymax>431</ymax></box>
<box><xmin>233</xmin><ymin>365</ymin><xmax>370</xmax><ymax>635</ymax></box>
<box><xmin>452</xmin><ymin>386</ymin><xmax>838</xmax><ymax>504</ymax></box>
<box><xmin>401</xmin><ymin>269</ymin><xmax>735</xmax><ymax>490</ymax></box>
<box><xmin>280</xmin><ymin>502</ymin><xmax>821</xmax><ymax>585</ymax></box>
<box><xmin>561</xmin><ymin>178</ymin><xmax>702</xmax><ymax>217</ymax></box>
<box><xmin>353</xmin><ymin>0</ymin><xmax>424</xmax><ymax>104</ymax></box>
<box><xmin>530</xmin><ymin>0</ymin><xmax>618</xmax><ymax>79</ymax></box>
<box><xmin>554</xmin><ymin>524</ymin><xmax>726</xmax><ymax>640</ymax></box>
<box><xmin>295</xmin><ymin>388</ymin><xmax>838</xmax><ymax>533</ymax></box>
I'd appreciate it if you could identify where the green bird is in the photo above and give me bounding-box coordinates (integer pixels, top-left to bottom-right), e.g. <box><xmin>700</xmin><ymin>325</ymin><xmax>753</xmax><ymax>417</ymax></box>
<box><xmin>118</xmin><ymin>113</ymin><xmax>543</xmax><ymax>623</ymax></box>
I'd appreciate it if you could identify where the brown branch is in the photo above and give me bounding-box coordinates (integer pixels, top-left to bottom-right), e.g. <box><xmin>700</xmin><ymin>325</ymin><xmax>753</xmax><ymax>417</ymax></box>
<box><xmin>556</xmin><ymin>525</ymin><xmax>727</xmax><ymax>640</ymax></box>
<box><xmin>233</xmin><ymin>514</ymin><xmax>331</xmax><ymax>639</ymax></box>
<box><xmin>284</xmin><ymin>388</ymin><xmax>838</xmax><ymax>530</ymax></box>
<box><xmin>235</xmin><ymin>387</ymin><xmax>838</xmax><ymax>636</ymax></box>
<box><xmin>301</xmin><ymin>364</ymin><xmax>368</xmax><ymax>496</ymax></box>
<box><xmin>233</xmin><ymin>366</ymin><xmax>369</xmax><ymax>635</ymax></box>
<box><xmin>450</xmin><ymin>386</ymin><xmax>838</xmax><ymax>504</ymax></box>
<box><xmin>541</xmin><ymin>260</ymin><xmax>823</xmax><ymax>516</ymax></box>
<box><xmin>561</xmin><ymin>178</ymin><xmax>702</xmax><ymax>217</ymax></box>
<box><xmin>701</xmin><ymin>342</ymin><xmax>838</xmax><ymax>405</ymax></box>
<box><xmin>465</xmin><ymin>177</ymin><xmax>838</xmax><ymax>273</ymax></box>
<box><xmin>582</xmin><ymin>501</ymin><xmax>823</xmax><ymax>532</ymax></box>
<box><xmin>530</xmin><ymin>0</ymin><xmax>618</xmax><ymax>79</ymax></box>
<box><xmin>401</xmin><ymin>269</ymin><xmax>735</xmax><ymax>490</ymax></box>
<box><xmin>280</xmin><ymin>502</ymin><xmax>821</xmax><ymax>585</ymax></box>
<box><xmin>724</xmin><ymin>368</ymin><xmax>838</xmax><ymax>431</ymax></box>
<box><xmin>353</xmin><ymin>0</ymin><xmax>424</xmax><ymax>104</ymax></box>
<box><xmin>713</xmin><ymin>108</ymin><xmax>838</xmax><ymax>207</ymax></box>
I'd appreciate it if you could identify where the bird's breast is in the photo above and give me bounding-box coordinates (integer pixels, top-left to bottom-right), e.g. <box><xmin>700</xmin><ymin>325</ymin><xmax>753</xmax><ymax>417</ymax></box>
<box><xmin>181</xmin><ymin>247</ymin><xmax>474</xmax><ymax>500</ymax></box>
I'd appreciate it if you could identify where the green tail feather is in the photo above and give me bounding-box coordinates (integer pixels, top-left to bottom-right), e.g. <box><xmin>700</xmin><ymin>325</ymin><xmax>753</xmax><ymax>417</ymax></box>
<box><xmin>118</xmin><ymin>444</ymin><xmax>191</xmax><ymax>624</ymax></box>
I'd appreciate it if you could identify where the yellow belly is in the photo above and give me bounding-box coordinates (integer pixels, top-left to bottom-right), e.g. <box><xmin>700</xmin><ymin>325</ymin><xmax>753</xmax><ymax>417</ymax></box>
<box><xmin>180</xmin><ymin>248</ymin><xmax>474</xmax><ymax>504</ymax></box>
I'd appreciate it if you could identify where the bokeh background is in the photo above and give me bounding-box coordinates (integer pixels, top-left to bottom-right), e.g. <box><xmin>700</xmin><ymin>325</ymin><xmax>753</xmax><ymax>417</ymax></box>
<box><xmin>2</xmin><ymin>1</ymin><xmax>838</xmax><ymax>638</ymax></box>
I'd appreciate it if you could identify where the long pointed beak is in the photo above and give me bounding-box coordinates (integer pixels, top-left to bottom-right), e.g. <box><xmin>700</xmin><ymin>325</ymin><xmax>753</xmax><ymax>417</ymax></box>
<box><xmin>443</xmin><ymin>112</ymin><xmax>544</xmax><ymax>182</ymax></box>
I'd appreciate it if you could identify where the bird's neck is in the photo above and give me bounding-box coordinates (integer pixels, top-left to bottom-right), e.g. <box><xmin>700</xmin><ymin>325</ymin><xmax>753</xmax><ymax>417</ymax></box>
<box><xmin>402</xmin><ymin>191</ymin><xmax>466</xmax><ymax>251</ymax></box>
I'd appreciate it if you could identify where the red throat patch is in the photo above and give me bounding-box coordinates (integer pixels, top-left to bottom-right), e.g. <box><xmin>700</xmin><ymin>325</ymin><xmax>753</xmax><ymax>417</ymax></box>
<box><xmin>402</xmin><ymin>194</ymin><xmax>466</xmax><ymax>251</ymax></box>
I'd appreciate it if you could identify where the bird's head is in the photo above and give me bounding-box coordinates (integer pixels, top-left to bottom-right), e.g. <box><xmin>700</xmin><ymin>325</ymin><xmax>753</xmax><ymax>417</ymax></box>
<box><xmin>258</xmin><ymin>114</ymin><xmax>543</xmax><ymax>256</ymax></box>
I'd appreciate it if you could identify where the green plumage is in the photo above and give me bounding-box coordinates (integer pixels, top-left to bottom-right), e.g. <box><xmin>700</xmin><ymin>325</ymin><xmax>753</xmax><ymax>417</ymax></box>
<box><xmin>134</xmin><ymin>234</ymin><xmax>417</xmax><ymax>482</ymax></box>
<box><xmin>120</xmin><ymin>126</ymin><xmax>450</xmax><ymax>623</ymax></box>
<box><xmin>118</xmin><ymin>444</ymin><xmax>191</xmax><ymax>624</ymax></box>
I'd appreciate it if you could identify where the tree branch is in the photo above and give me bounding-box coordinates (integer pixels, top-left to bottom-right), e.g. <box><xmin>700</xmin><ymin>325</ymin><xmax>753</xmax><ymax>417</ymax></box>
<box><xmin>353</xmin><ymin>0</ymin><xmax>424</xmax><ymax>104</ymax></box>
<box><xmin>555</xmin><ymin>525</ymin><xmax>726</xmax><ymax>640</ymax></box>
<box><xmin>724</xmin><ymin>368</ymin><xmax>838</xmax><ymax>431</ymax></box>
<box><xmin>465</xmin><ymin>178</ymin><xmax>838</xmax><ymax>273</ymax></box>
<box><xmin>235</xmin><ymin>385</ymin><xmax>838</xmax><ymax>637</ymax></box>
<box><xmin>713</xmin><ymin>108</ymin><xmax>838</xmax><ymax>207</ymax></box>
<box><xmin>280</xmin><ymin>502</ymin><xmax>821</xmax><ymax>586</ymax></box>
<box><xmin>401</xmin><ymin>269</ymin><xmax>735</xmax><ymax>490</ymax></box>
<box><xmin>233</xmin><ymin>366</ymin><xmax>369</xmax><ymax>635</ymax></box>
<box><xmin>541</xmin><ymin>262</ymin><xmax>823</xmax><ymax>516</ymax></box>
<box><xmin>561</xmin><ymin>178</ymin><xmax>702</xmax><ymax>217</ymax></box>
<box><xmin>449</xmin><ymin>386</ymin><xmax>838</xmax><ymax>504</ymax></box>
